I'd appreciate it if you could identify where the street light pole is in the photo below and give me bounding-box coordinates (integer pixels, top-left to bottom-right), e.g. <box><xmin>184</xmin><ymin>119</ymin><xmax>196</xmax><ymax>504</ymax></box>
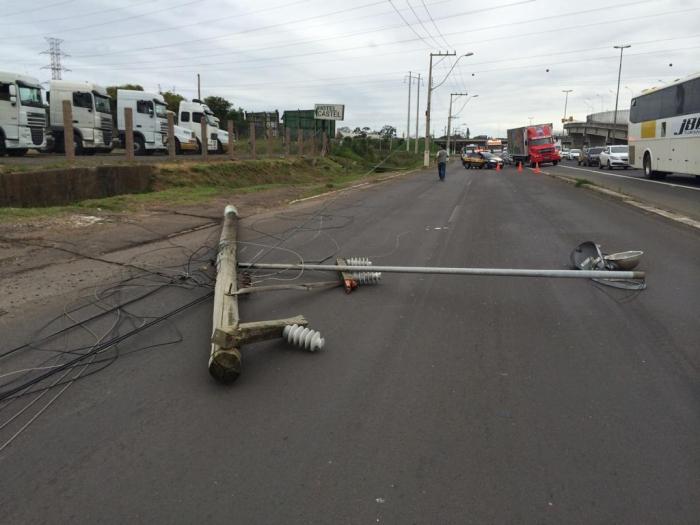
<box><xmin>446</xmin><ymin>92</ymin><xmax>467</xmax><ymax>155</ymax></box>
<box><xmin>562</xmin><ymin>89</ymin><xmax>572</xmax><ymax>132</ymax></box>
<box><xmin>611</xmin><ymin>44</ymin><xmax>631</xmax><ymax>145</ymax></box>
<box><xmin>424</xmin><ymin>51</ymin><xmax>473</xmax><ymax>167</ymax></box>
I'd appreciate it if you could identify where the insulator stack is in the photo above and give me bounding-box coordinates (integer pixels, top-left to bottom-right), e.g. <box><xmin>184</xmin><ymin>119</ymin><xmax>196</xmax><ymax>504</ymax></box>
<box><xmin>350</xmin><ymin>271</ymin><xmax>382</xmax><ymax>284</ymax></box>
<box><xmin>346</xmin><ymin>257</ymin><xmax>372</xmax><ymax>267</ymax></box>
<box><xmin>282</xmin><ymin>324</ymin><xmax>325</xmax><ymax>352</ymax></box>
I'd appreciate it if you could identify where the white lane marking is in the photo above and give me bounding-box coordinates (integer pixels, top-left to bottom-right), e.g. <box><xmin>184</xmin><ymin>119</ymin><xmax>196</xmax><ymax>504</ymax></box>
<box><xmin>448</xmin><ymin>205</ymin><xmax>461</xmax><ymax>223</ymax></box>
<box><xmin>542</xmin><ymin>170</ymin><xmax>700</xmax><ymax>231</ymax></box>
<box><xmin>557</xmin><ymin>164</ymin><xmax>700</xmax><ymax>192</ymax></box>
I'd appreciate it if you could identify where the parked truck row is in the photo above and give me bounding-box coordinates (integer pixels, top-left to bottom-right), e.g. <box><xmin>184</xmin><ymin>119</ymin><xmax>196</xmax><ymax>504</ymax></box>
<box><xmin>0</xmin><ymin>71</ymin><xmax>231</xmax><ymax>157</ymax></box>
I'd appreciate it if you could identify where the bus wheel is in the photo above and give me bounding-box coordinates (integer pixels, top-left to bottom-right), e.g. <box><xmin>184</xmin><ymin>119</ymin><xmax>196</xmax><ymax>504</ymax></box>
<box><xmin>644</xmin><ymin>153</ymin><xmax>665</xmax><ymax>180</ymax></box>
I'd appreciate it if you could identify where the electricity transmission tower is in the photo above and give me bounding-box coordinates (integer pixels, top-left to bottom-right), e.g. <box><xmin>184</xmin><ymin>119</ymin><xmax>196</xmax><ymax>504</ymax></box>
<box><xmin>41</xmin><ymin>37</ymin><xmax>70</xmax><ymax>80</ymax></box>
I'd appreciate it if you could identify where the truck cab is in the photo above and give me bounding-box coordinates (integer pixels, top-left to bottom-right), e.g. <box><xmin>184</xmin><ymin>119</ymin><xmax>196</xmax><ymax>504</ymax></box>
<box><xmin>0</xmin><ymin>71</ymin><xmax>47</xmax><ymax>157</ymax></box>
<box><xmin>212</xmin><ymin>115</ymin><xmax>229</xmax><ymax>153</ymax></box>
<box><xmin>47</xmin><ymin>80</ymin><xmax>114</xmax><ymax>154</ymax></box>
<box><xmin>177</xmin><ymin>100</ymin><xmax>218</xmax><ymax>153</ymax></box>
<box><xmin>117</xmin><ymin>90</ymin><xmax>169</xmax><ymax>155</ymax></box>
<box><xmin>507</xmin><ymin>124</ymin><xmax>559</xmax><ymax>167</ymax></box>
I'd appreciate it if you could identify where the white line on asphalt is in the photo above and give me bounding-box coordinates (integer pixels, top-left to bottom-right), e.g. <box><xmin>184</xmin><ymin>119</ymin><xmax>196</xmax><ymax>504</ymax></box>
<box><xmin>557</xmin><ymin>164</ymin><xmax>700</xmax><ymax>192</ymax></box>
<box><xmin>540</xmin><ymin>168</ymin><xmax>700</xmax><ymax>231</ymax></box>
<box><xmin>448</xmin><ymin>205</ymin><xmax>461</xmax><ymax>223</ymax></box>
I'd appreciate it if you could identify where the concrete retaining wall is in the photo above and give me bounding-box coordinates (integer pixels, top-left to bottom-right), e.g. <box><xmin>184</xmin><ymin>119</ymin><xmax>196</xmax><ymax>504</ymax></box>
<box><xmin>0</xmin><ymin>165</ymin><xmax>155</xmax><ymax>207</ymax></box>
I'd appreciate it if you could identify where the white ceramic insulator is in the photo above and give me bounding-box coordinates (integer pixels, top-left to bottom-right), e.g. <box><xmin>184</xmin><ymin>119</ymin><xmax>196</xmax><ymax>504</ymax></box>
<box><xmin>350</xmin><ymin>271</ymin><xmax>382</xmax><ymax>284</ymax></box>
<box><xmin>282</xmin><ymin>324</ymin><xmax>325</xmax><ymax>352</ymax></box>
<box><xmin>346</xmin><ymin>257</ymin><xmax>372</xmax><ymax>267</ymax></box>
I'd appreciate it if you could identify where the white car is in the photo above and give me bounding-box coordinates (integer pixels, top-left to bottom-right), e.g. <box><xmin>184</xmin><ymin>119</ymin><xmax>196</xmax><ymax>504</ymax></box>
<box><xmin>569</xmin><ymin>149</ymin><xmax>581</xmax><ymax>160</ymax></box>
<box><xmin>599</xmin><ymin>145</ymin><xmax>629</xmax><ymax>169</ymax></box>
<box><xmin>561</xmin><ymin>149</ymin><xmax>571</xmax><ymax>160</ymax></box>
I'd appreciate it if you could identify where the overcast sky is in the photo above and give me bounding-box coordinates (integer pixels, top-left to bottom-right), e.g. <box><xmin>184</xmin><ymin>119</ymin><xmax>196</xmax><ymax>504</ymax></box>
<box><xmin>1</xmin><ymin>0</ymin><xmax>699</xmax><ymax>137</ymax></box>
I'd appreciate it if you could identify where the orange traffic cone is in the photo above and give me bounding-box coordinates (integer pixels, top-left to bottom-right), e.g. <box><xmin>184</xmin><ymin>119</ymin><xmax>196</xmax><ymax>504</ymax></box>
<box><xmin>496</xmin><ymin>162</ymin><xmax>501</xmax><ymax>172</ymax></box>
<box><xmin>517</xmin><ymin>162</ymin><xmax>523</xmax><ymax>172</ymax></box>
<box><xmin>534</xmin><ymin>162</ymin><xmax>541</xmax><ymax>174</ymax></box>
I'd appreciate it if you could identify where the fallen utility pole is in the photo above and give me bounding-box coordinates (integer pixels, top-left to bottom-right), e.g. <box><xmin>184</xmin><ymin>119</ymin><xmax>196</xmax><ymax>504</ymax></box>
<box><xmin>209</xmin><ymin>205</ymin><xmax>324</xmax><ymax>383</ymax></box>
<box><xmin>238</xmin><ymin>262</ymin><xmax>645</xmax><ymax>281</ymax></box>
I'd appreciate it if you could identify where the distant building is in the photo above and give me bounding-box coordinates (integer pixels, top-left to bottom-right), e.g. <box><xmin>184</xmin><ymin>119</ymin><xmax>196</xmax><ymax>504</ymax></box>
<box><xmin>245</xmin><ymin>110</ymin><xmax>280</xmax><ymax>137</ymax></box>
<box><xmin>282</xmin><ymin>109</ymin><xmax>336</xmax><ymax>139</ymax></box>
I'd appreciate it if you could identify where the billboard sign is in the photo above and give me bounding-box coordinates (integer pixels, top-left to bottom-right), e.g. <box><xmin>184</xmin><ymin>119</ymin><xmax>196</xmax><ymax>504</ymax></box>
<box><xmin>314</xmin><ymin>104</ymin><xmax>345</xmax><ymax>121</ymax></box>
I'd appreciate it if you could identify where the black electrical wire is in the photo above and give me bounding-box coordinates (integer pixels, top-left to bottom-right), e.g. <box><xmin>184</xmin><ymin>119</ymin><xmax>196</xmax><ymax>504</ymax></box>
<box><xmin>0</xmin><ymin>291</ymin><xmax>213</xmax><ymax>403</ymax></box>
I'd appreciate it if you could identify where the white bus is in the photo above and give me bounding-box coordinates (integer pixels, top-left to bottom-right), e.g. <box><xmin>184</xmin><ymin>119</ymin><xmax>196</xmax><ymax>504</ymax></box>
<box><xmin>628</xmin><ymin>72</ymin><xmax>700</xmax><ymax>179</ymax></box>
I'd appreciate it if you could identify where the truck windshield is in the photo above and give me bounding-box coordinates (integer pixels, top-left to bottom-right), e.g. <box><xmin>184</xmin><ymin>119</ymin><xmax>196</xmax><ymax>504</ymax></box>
<box><xmin>154</xmin><ymin>101</ymin><xmax>168</xmax><ymax>118</ymax></box>
<box><xmin>530</xmin><ymin>137</ymin><xmax>553</xmax><ymax>146</ymax></box>
<box><xmin>18</xmin><ymin>84</ymin><xmax>43</xmax><ymax>108</ymax></box>
<box><xmin>94</xmin><ymin>93</ymin><xmax>111</xmax><ymax>114</ymax></box>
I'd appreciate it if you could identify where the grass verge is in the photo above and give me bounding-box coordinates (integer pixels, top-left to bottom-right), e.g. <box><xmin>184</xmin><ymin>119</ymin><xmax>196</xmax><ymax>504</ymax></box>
<box><xmin>0</xmin><ymin>150</ymin><xmax>423</xmax><ymax>223</ymax></box>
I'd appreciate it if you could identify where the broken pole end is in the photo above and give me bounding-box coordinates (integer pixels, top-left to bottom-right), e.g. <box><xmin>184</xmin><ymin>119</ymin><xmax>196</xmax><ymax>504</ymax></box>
<box><xmin>208</xmin><ymin>348</ymin><xmax>242</xmax><ymax>383</ymax></box>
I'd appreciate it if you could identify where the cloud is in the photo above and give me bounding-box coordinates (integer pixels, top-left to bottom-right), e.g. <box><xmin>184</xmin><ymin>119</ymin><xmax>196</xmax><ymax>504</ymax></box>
<box><xmin>1</xmin><ymin>0</ymin><xmax>698</xmax><ymax>136</ymax></box>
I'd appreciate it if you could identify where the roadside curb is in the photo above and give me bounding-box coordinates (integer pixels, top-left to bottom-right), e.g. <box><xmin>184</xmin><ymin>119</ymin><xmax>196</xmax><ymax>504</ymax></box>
<box><xmin>541</xmin><ymin>169</ymin><xmax>700</xmax><ymax>231</ymax></box>
<box><xmin>289</xmin><ymin>166</ymin><xmax>423</xmax><ymax>205</ymax></box>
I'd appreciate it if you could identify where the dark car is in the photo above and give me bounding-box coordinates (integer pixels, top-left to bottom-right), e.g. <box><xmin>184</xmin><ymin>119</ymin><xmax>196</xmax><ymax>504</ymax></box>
<box><xmin>578</xmin><ymin>147</ymin><xmax>604</xmax><ymax>166</ymax></box>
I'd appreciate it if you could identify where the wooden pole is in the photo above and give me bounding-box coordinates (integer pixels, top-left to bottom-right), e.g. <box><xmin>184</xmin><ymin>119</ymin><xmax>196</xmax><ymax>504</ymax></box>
<box><xmin>322</xmin><ymin>131</ymin><xmax>328</xmax><ymax>157</ymax></box>
<box><xmin>250</xmin><ymin>122</ymin><xmax>256</xmax><ymax>160</ymax></box>
<box><xmin>228</xmin><ymin>120</ymin><xmax>235</xmax><ymax>160</ymax></box>
<box><xmin>311</xmin><ymin>132</ymin><xmax>316</xmax><ymax>157</ymax></box>
<box><xmin>208</xmin><ymin>205</ymin><xmax>314</xmax><ymax>382</ymax></box>
<box><xmin>124</xmin><ymin>107</ymin><xmax>135</xmax><ymax>161</ymax></box>
<box><xmin>62</xmin><ymin>100</ymin><xmax>75</xmax><ymax>161</ymax></box>
<box><xmin>209</xmin><ymin>205</ymin><xmax>242</xmax><ymax>382</ymax></box>
<box><xmin>167</xmin><ymin>112</ymin><xmax>176</xmax><ymax>161</ymax></box>
<box><xmin>200</xmin><ymin>116</ymin><xmax>208</xmax><ymax>160</ymax></box>
<box><xmin>297</xmin><ymin>128</ymin><xmax>303</xmax><ymax>156</ymax></box>
<box><xmin>285</xmin><ymin>127</ymin><xmax>291</xmax><ymax>157</ymax></box>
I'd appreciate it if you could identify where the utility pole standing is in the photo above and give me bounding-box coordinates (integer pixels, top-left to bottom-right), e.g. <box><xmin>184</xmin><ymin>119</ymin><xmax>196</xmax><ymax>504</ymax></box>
<box><xmin>446</xmin><ymin>92</ymin><xmax>467</xmax><ymax>156</ymax></box>
<box><xmin>197</xmin><ymin>73</ymin><xmax>201</xmax><ymax>100</ymax></box>
<box><xmin>562</xmin><ymin>89</ymin><xmax>573</xmax><ymax>136</ymax></box>
<box><xmin>405</xmin><ymin>72</ymin><xmax>418</xmax><ymax>152</ymax></box>
<box><xmin>424</xmin><ymin>52</ymin><xmax>473</xmax><ymax>167</ymax></box>
<box><xmin>414</xmin><ymin>73</ymin><xmax>421</xmax><ymax>155</ymax></box>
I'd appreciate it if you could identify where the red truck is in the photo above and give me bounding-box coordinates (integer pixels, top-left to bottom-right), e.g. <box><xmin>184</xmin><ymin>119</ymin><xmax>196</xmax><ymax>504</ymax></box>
<box><xmin>507</xmin><ymin>123</ymin><xmax>559</xmax><ymax>167</ymax></box>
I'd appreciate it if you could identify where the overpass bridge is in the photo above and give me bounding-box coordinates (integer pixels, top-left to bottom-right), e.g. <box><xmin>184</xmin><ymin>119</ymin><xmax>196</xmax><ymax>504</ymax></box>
<box><xmin>564</xmin><ymin>110</ymin><xmax>629</xmax><ymax>148</ymax></box>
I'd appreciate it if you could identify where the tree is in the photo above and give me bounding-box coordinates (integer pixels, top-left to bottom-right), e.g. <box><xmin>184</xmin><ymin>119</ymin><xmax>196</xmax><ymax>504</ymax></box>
<box><xmin>379</xmin><ymin>125</ymin><xmax>396</xmax><ymax>138</ymax></box>
<box><xmin>203</xmin><ymin>95</ymin><xmax>232</xmax><ymax>123</ymax></box>
<box><xmin>225</xmin><ymin>107</ymin><xmax>246</xmax><ymax>136</ymax></box>
<box><xmin>161</xmin><ymin>91</ymin><xmax>185</xmax><ymax>113</ymax></box>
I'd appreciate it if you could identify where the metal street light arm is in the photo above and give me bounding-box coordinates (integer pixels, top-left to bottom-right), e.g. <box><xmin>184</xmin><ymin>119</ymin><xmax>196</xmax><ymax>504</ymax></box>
<box><xmin>432</xmin><ymin>52</ymin><xmax>473</xmax><ymax>91</ymax></box>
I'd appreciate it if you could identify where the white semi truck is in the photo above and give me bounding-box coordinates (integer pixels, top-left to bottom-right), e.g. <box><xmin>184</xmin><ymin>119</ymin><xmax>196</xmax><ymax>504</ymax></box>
<box><xmin>177</xmin><ymin>99</ymin><xmax>219</xmax><ymax>153</ymax></box>
<box><xmin>47</xmin><ymin>80</ymin><xmax>114</xmax><ymax>154</ymax></box>
<box><xmin>116</xmin><ymin>89</ymin><xmax>169</xmax><ymax>155</ymax></box>
<box><xmin>0</xmin><ymin>71</ymin><xmax>47</xmax><ymax>156</ymax></box>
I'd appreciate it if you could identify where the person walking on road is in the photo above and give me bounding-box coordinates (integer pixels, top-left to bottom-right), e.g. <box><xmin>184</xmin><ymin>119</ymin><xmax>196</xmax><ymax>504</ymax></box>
<box><xmin>436</xmin><ymin>146</ymin><xmax>448</xmax><ymax>181</ymax></box>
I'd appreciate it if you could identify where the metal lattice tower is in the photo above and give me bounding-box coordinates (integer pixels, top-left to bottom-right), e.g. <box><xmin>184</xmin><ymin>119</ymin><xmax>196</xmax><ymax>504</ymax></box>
<box><xmin>41</xmin><ymin>37</ymin><xmax>70</xmax><ymax>80</ymax></box>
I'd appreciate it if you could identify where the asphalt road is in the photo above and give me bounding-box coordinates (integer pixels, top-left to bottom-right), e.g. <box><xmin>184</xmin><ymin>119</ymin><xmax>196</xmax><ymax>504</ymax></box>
<box><xmin>1</xmin><ymin>161</ymin><xmax>698</xmax><ymax>524</ymax></box>
<box><xmin>550</xmin><ymin>160</ymin><xmax>700</xmax><ymax>222</ymax></box>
